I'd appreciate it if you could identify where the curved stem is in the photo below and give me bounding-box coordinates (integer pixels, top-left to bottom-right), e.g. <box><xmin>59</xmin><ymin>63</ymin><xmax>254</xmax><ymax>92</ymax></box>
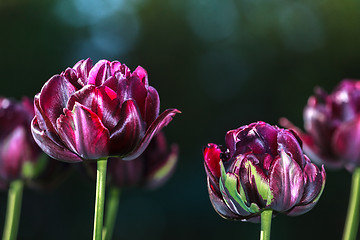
<box><xmin>260</xmin><ymin>209</ymin><xmax>272</xmax><ymax>240</ymax></box>
<box><xmin>102</xmin><ymin>187</ymin><xmax>121</xmax><ymax>240</ymax></box>
<box><xmin>343</xmin><ymin>167</ymin><xmax>360</xmax><ymax>240</ymax></box>
<box><xmin>2</xmin><ymin>179</ymin><xmax>24</xmax><ymax>240</ymax></box>
<box><xmin>93</xmin><ymin>158</ymin><xmax>108</xmax><ymax>240</ymax></box>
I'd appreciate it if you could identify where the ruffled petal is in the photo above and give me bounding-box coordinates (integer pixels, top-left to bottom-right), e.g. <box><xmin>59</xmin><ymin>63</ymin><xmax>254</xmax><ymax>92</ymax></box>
<box><xmin>88</xmin><ymin>60</ymin><xmax>111</xmax><ymax>86</ymax></box>
<box><xmin>239</xmin><ymin>155</ymin><xmax>273</xmax><ymax>208</ymax></box>
<box><xmin>67</xmin><ymin>85</ymin><xmax>121</xmax><ymax>130</ymax></box>
<box><xmin>300</xmin><ymin>164</ymin><xmax>326</xmax><ymax>205</ymax></box>
<box><xmin>207</xmin><ymin>177</ymin><xmax>241</xmax><ymax>220</ymax></box>
<box><xmin>269</xmin><ymin>150</ymin><xmax>304</xmax><ymax>212</ymax></box>
<box><xmin>109</xmin><ymin>100</ymin><xmax>144</xmax><ymax>156</ymax></box>
<box><xmin>203</xmin><ymin>143</ymin><xmax>222</xmax><ymax>179</ymax></box>
<box><xmin>122</xmin><ymin>108</ymin><xmax>180</xmax><ymax>160</ymax></box>
<box><xmin>332</xmin><ymin>115</ymin><xmax>360</xmax><ymax>166</ymax></box>
<box><xmin>31</xmin><ymin>117</ymin><xmax>82</xmax><ymax>162</ymax></box>
<box><xmin>39</xmin><ymin>75</ymin><xmax>76</xmax><ymax>128</ymax></box>
<box><xmin>56</xmin><ymin>103</ymin><xmax>110</xmax><ymax>160</ymax></box>
<box><xmin>145</xmin><ymin>144</ymin><xmax>178</xmax><ymax>189</ymax></box>
<box><xmin>277</xmin><ymin>129</ymin><xmax>306</xmax><ymax>168</ymax></box>
<box><xmin>144</xmin><ymin>86</ymin><xmax>160</xmax><ymax>126</ymax></box>
<box><xmin>0</xmin><ymin>127</ymin><xmax>27</xmax><ymax>180</ymax></box>
<box><xmin>73</xmin><ymin>58</ymin><xmax>93</xmax><ymax>85</ymax></box>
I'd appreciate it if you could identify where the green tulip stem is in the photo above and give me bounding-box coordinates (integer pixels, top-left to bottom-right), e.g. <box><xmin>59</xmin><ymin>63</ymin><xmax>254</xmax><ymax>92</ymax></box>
<box><xmin>93</xmin><ymin>158</ymin><xmax>108</xmax><ymax>240</ymax></box>
<box><xmin>2</xmin><ymin>179</ymin><xmax>24</xmax><ymax>240</ymax></box>
<box><xmin>343</xmin><ymin>167</ymin><xmax>360</xmax><ymax>240</ymax></box>
<box><xmin>102</xmin><ymin>186</ymin><xmax>121</xmax><ymax>240</ymax></box>
<box><xmin>260</xmin><ymin>209</ymin><xmax>273</xmax><ymax>240</ymax></box>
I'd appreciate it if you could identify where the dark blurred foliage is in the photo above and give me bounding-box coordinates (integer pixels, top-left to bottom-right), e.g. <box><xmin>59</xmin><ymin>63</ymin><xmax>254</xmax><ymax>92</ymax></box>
<box><xmin>0</xmin><ymin>0</ymin><xmax>360</xmax><ymax>239</ymax></box>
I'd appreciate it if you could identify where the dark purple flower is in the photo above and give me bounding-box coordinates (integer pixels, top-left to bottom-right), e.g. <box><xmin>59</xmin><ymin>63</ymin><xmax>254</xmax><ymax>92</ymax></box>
<box><xmin>31</xmin><ymin>58</ymin><xmax>180</xmax><ymax>162</ymax></box>
<box><xmin>0</xmin><ymin>97</ymin><xmax>42</xmax><ymax>186</ymax></box>
<box><xmin>203</xmin><ymin>121</ymin><xmax>326</xmax><ymax>222</ymax></box>
<box><xmin>86</xmin><ymin>131</ymin><xmax>178</xmax><ymax>189</ymax></box>
<box><xmin>281</xmin><ymin>80</ymin><xmax>360</xmax><ymax>172</ymax></box>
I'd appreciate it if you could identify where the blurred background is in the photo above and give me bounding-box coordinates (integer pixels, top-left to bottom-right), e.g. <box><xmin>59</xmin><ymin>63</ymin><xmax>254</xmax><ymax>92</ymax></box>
<box><xmin>0</xmin><ymin>0</ymin><xmax>360</xmax><ymax>239</ymax></box>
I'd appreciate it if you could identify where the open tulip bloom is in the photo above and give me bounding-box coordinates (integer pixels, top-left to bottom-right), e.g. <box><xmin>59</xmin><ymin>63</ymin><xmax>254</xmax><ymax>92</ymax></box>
<box><xmin>281</xmin><ymin>79</ymin><xmax>360</xmax><ymax>240</ymax></box>
<box><xmin>31</xmin><ymin>58</ymin><xmax>180</xmax><ymax>240</ymax></box>
<box><xmin>203</xmin><ymin>121</ymin><xmax>326</xmax><ymax>240</ymax></box>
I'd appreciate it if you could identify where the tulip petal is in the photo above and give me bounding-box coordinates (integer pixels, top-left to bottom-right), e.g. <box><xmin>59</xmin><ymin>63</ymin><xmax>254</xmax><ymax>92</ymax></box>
<box><xmin>300</xmin><ymin>164</ymin><xmax>326</xmax><ymax>205</ymax></box>
<box><xmin>73</xmin><ymin>58</ymin><xmax>93</xmax><ymax>85</ymax></box>
<box><xmin>332</xmin><ymin>115</ymin><xmax>360</xmax><ymax>166</ymax></box>
<box><xmin>31</xmin><ymin>118</ymin><xmax>82</xmax><ymax>162</ymax></box>
<box><xmin>239</xmin><ymin>155</ymin><xmax>274</xmax><ymax>208</ymax></box>
<box><xmin>203</xmin><ymin>143</ymin><xmax>222</xmax><ymax>179</ymax></box>
<box><xmin>285</xmin><ymin>201</ymin><xmax>318</xmax><ymax>216</ymax></box>
<box><xmin>67</xmin><ymin>85</ymin><xmax>121</xmax><ymax>130</ymax></box>
<box><xmin>122</xmin><ymin>108</ymin><xmax>180</xmax><ymax>160</ymax></box>
<box><xmin>144</xmin><ymin>86</ymin><xmax>160</xmax><ymax>126</ymax></box>
<box><xmin>133</xmin><ymin>66</ymin><xmax>148</xmax><ymax>85</ymax></box>
<box><xmin>39</xmin><ymin>75</ymin><xmax>76</xmax><ymax>128</ymax></box>
<box><xmin>146</xmin><ymin>144</ymin><xmax>178</xmax><ymax>189</ymax></box>
<box><xmin>277</xmin><ymin>129</ymin><xmax>306</xmax><ymax>168</ymax></box>
<box><xmin>88</xmin><ymin>60</ymin><xmax>111</xmax><ymax>86</ymax></box>
<box><xmin>56</xmin><ymin>103</ymin><xmax>110</xmax><ymax>160</ymax></box>
<box><xmin>269</xmin><ymin>150</ymin><xmax>304</xmax><ymax>212</ymax></box>
<box><xmin>219</xmin><ymin>161</ymin><xmax>258</xmax><ymax>216</ymax></box>
<box><xmin>109</xmin><ymin>100</ymin><xmax>144</xmax><ymax>156</ymax></box>
<box><xmin>207</xmin><ymin>177</ymin><xmax>242</xmax><ymax>220</ymax></box>
<box><xmin>0</xmin><ymin>127</ymin><xmax>26</xmax><ymax>180</ymax></box>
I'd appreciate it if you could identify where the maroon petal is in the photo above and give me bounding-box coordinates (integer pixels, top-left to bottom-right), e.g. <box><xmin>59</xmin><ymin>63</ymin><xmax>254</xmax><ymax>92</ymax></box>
<box><xmin>109</xmin><ymin>100</ymin><xmax>144</xmax><ymax>156</ymax></box>
<box><xmin>144</xmin><ymin>86</ymin><xmax>160</xmax><ymax>126</ymax></box>
<box><xmin>207</xmin><ymin>177</ymin><xmax>241</xmax><ymax>220</ymax></box>
<box><xmin>73</xmin><ymin>58</ymin><xmax>93</xmax><ymax>85</ymax></box>
<box><xmin>67</xmin><ymin>85</ymin><xmax>121</xmax><ymax>130</ymax></box>
<box><xmin>203</xmin><ymin>143</ymin><xmax>222</xmax><ymax>179</ymax></box>
<box><xmin>31</xmin><ymin>117</ymin><xmax>82</xmax><ymax>162</ymax></box>
<box><xmin>56</xmin><ymin>103</ymin><xmax>110</xmax><ymax>160</ymax></box>
<box><xmin>225</xmin><ymin>128</ymin><xmax>241</xmax><ymax>156</ymax></box>
<box><xmin>332</xmin><ymin>115</ymin><xmax>360</xmax><ymax>165</ymax></box>
<box><xmin>39</xmin><ymin>75</ymin><xmax>76</xmax><ymax>128</ymax></box>
<box><xmin>239</xmin><ymin>155</ymin><xmax>271</xmax><ymax>208</ymax></box>
<box><xmin>88</xmin><ymin>60</ymin><xmax>111</xmax><ymax>86</ymax></box>
<box><xmin>269</xmin><ymin>150</ymin><xmax>304</xmax><ymax>212</ymax></box>
<box><xmin>277</xmin><ymin>129</ymin><xmax>306</xmax><ymax>168</ymax></box>
<box><xmin>132</xmin><ymin>66</ymin><xmax>149</xmax><ymax>85</ymax></box>
<box><xmin>122</xmin><ymin>108</ymin><xmax>180</xmax><ymax>160</ymax></box>
<box><xmin>110</xmin><ymin>61</ymin><xmax>122</xmax><ymax>75</ymax></box>
<box><xmin>285</xmin><ymin>201</ymin><xmax>318</xmax><ymax>216</ymax></box>
<box><xmin>300</xmin><ymin>164</ymin><xmax>326</xmax><ymax>205</ymax></box>
<box><xmin>0</xmin><ymin>127</ymin><xmax>27</xmax><ymax>180</ymax></box>
<box><xmin>145</xmin><ymin>144</ymin><xmax>178</xmax><ymax>189</ymax></box>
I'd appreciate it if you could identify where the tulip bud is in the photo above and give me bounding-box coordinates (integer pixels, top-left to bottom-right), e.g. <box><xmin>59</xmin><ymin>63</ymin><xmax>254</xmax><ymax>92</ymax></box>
<box><xmin>203</xmin><ymin>121</ymin><xmax>326</xmax><ymax>222</ymax></box>
<box><xmin>282</xmin><ymin>79</ymin><xmax>360</xmax><ymax>172</ymax></box>
<box><xmin>0</xmin><ymin>97</ymin><xmax>72</xmax><ymax>190</ymax></box>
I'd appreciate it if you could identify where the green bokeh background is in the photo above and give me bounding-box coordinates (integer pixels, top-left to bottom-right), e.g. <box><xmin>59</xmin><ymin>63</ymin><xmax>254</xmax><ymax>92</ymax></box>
<box><xmin>0</xmin><ymin>0</ymin><xmax>359</xmax><ymax>239</ymax></box>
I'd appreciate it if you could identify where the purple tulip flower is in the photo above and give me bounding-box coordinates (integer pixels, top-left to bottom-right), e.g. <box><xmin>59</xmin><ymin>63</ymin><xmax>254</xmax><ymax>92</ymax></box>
<box><xmin>203</xmin><ymin>121</ymin><xmax>326</xmax><ymax>222</ymax></box>
<box><xmin>31</xmin><ymin>58</ymin><xmax>180</xmax><ymax>162</ymax></box>
<box><xmin>86</xmin><ymin>131</ymin><xmax>178</xmax><ymax>189</ymax></box>
<box><xmin>281</xmin><ymin>79</ymin><xmax>360</xmax><ymax>172</ymax></box>
<box><xmin>0</xmin><ymin>97</ymin><xmax>42</xmax><ymax>187</ymax></box>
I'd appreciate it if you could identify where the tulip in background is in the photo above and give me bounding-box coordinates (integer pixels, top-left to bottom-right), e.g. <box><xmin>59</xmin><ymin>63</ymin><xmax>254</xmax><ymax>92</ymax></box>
<box><xmin>31</xmin><ymin>58</ymin><xmax>180</xmax><ymax>240</ymax></box>
<box><xmin>203</xmin><ymin>121</ymin><xmax>326</xmax><ymax>240</ymax></box>
<box><xmin>85</xmin><ymin>131</ymin><xmax>178</xmax><ymax>240</ymax></box>
<box><xmin>0</xmin><ymin>97</ymin><xmax>46</xmax><ymax>240</ymax></box>
<box><xmin>281</xmin><ymin>79</ymin><xmax>360</xmax><ymax>240</ymax></box>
